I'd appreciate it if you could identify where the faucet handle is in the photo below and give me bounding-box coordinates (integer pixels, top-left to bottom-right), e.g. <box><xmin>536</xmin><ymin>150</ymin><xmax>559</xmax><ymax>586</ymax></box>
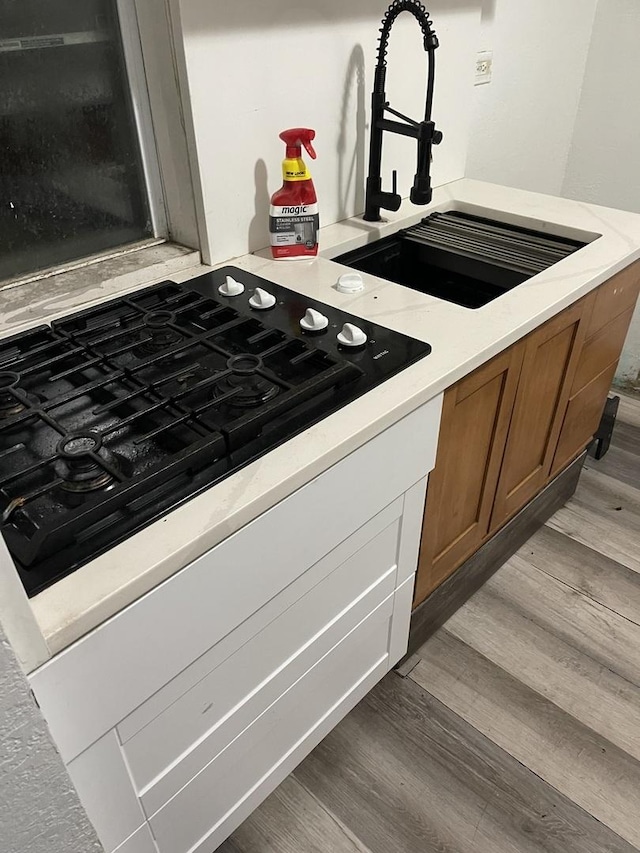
<box><xmin>378</xmin><ymin>171</ymin><xmax>402</xmax><ymax>213</ymax></box>
<box><xmin>364</xmin><ymin>170</ymin><xmax>402</xmax><ymax>219</ymax></box>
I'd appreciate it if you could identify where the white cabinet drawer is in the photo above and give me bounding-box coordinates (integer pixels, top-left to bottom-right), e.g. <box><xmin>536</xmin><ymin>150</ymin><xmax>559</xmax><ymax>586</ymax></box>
<box><xmin>117</xmin><ymin>498</ymin><xmax>403</xmax><ymax>745</ymax></box>
<box><xmin>121</xmin><ymin>518</ymin><xmax>400</xmax><ymax>802</ymax></box>
<box><xmin>66</xmin><ymin>730</ymin><xmax>147</xmax><ymax>853</ymax></box>
<box><xmin>113</xmin><ymin>824</ymin><xmax>157</xmax><ymax>853</ymax></box>
<box><xmin>30</xmin><ymin>396</ymin><xmax>440</xmax><ymax>763</ymax></box>
<box><xmin>149</xmin><ymin>599</ymin><xmax>392</xmax><ymax>853</ymax></box>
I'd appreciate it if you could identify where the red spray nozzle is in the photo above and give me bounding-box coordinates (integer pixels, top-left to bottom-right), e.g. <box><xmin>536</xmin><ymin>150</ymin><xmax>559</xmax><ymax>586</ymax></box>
<box><xmin>279</xmin><ymin>128</ymin><xmax>316</xmax><ymax>160</ymax></box>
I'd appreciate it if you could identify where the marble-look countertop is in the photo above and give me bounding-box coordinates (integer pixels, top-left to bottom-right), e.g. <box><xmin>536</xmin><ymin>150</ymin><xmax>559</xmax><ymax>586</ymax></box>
<box><xmin>2</xmin><ymin>178</ymin><xmax>640</xmax><ymax>672</ymax></box>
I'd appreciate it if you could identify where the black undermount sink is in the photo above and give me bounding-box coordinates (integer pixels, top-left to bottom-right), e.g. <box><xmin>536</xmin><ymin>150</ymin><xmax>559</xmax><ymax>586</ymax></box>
<box><xmin>335</xmin><ymin>211</ymin><xmax>588</xmax><ymax>309</ymax></box>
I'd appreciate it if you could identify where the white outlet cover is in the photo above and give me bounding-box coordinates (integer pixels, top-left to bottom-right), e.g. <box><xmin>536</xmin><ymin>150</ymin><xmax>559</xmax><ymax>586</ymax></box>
<box><xmin>475</xmin><ymin>50</ymin><xmax>493</xmax><ymax>86</ymax></box>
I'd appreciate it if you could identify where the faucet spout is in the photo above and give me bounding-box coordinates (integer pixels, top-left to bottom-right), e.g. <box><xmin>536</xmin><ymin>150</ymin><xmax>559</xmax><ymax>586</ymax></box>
<box><xmin>363</xmin><ymin>0</ymin><xmax>442</xmax><ymax>222</ymax></box>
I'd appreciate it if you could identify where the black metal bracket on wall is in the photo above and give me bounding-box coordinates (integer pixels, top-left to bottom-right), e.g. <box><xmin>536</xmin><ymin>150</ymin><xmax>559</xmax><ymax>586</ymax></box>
<box><xmin>589</xmin><ymin>395</ymin><xmax>620</xmax><ymax>461</ymax></box>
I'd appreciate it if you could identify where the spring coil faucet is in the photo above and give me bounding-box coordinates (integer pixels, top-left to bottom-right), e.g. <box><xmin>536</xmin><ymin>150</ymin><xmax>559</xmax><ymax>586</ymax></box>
<box><xmin>363</xmin><ymin>0</ymin><xmax>443</xmax><ymax>221</ymax></box>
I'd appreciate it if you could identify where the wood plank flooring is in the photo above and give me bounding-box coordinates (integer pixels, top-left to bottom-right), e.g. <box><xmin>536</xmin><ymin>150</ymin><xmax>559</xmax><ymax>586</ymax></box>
<box><xmin>220</xmin><ymin>393</ymin><xmax>640</xmax><ymax>853</ymax></box>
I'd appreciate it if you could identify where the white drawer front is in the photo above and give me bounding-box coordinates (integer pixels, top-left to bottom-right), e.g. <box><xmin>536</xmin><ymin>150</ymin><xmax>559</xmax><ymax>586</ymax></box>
<box><xmin>113</xmin><ymin>824</ymin><xmax>157</xmax><ymax>853</ymax></box>
<box><xmin>149</xmin><ymin>600</ymin><xmax>391</xmax><ymax>853</ymax></box>
<box><xmin>122</xmin><ymin>518</ymin><xmax>399</xmax><ymax>801</ymax></box>
<box><xmin>30</xmin><ymin>396</ymin><xmax>440</xmax><ymax>763</ymax></box>
<box><xmin>66</xmin><ymin>730</ymin><xmax>146</xmax><ymax>853</ymax></box>
<box><xmin>118</xmin><ymin>499</ymin><xmax>403</xmax><ymax>745</ymax></box>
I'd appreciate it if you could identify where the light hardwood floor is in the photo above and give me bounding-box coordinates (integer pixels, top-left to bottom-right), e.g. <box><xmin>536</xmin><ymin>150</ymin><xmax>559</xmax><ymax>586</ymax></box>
<box><xmin>220</xmin><ymin>393</ymin><xmax>640</xmax><ymax>853</ymax></box>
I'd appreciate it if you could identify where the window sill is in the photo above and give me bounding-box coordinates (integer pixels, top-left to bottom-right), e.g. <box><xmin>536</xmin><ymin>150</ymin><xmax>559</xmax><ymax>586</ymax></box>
<box><xmin>0</xmin><ymin>242</ymin><xmax>203</xmax><ymax>339</ymax></box>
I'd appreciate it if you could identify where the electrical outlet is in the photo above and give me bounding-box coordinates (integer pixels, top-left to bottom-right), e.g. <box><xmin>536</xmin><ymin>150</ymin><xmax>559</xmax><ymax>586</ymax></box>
<box><xmin>475</xmin><ymin>50</ymin><xmax>493</xmax><ymax>85</ymax></box>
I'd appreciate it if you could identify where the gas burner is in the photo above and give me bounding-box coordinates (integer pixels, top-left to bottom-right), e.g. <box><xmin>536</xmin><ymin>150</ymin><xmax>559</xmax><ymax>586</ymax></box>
<box><xmin>215</xmin><ymin>354</ymin><xmax>280</xmax><ymax>409</ymax></box>
<box><xmin>0</xmin><ymin>371</ymin><xmax>38</xmax><ymax>418</ymax></box>
<box><xmin>0</xmin><ymin>268</ymin><xmax>431</xmax><ymax>597</ymax></box>
<box><xmin>54</xmin><ymin>431</ymin><xmax>119</xmax><ymax>494</ymax></box>
<box><xmin>134</xmin><ymin>310</ymin><xmax>181</xmax><ymax>357</ymax></box>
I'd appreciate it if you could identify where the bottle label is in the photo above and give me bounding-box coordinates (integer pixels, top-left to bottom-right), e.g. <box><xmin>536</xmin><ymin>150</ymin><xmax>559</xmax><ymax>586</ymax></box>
<box><xmin>269</xmin><ymin>203</ymin><xmax>319</xmax><ymax>254</ymax></box>
<box><xmin>282</xmin><ymin>158</ymin><xmax>310</xmax><ymax>181</ymax></box>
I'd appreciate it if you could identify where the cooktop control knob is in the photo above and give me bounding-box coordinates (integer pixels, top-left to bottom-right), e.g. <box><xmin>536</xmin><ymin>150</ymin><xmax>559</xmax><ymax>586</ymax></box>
<box><xmin>300</xmin><ymin>308</ymin><xmax>329</xmax><ymax>332</ymax></box>
<box><xmin>249</xmin><ymin>288</ymin><xmax>276</xmax><ymax>310</ymax></box>
<box><xmin>218</xmin><ymin>275</ymin><xmax>245</xmax><ymax>297</ymax></box>
<box><xmin>337</xmin><ymin>272</ymin><xmax>364</xmax><ymax>294</ymax></box>
<box><xmin>337</xmin><ymin>323</ymin><xmax>367</xmax><ymax>348</ymax></box>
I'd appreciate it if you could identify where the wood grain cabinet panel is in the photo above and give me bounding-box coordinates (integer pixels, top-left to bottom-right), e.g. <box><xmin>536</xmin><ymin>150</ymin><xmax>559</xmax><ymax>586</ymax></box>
<box><xmin>414</xmin><ymin>345</ymin><xmax>524</xmax><ymax>606</ymax></box>
<box><xmin>572</xmin><ymin>306</ymin><xmax>635</xmax><ymax>395</ymax></box>
<box><xmin>584</xmin><ymin>261</ymin><xmax>640</xmax><ymax>339</ymax></box>
<box><xmin>490</xmin><ymin>302</ymin><xmax>588</xmax><ymax>530</ymax></box>
<box><xmin>551</xmin><ymin>302</ymin><xmax>637</xmax><ymax>475</ymax></box>
<box><xmin>552</xmin><ymin>361</ymin><xmax>619</xmax><ymax>476</ymax></box>
<box><xmin>414</xmin><ymin>261</ymin><xmax>640</xmax><ymax>608</ymax></box>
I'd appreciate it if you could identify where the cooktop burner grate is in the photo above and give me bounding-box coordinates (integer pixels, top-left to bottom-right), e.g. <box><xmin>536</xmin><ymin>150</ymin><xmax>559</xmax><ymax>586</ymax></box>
<box><xmin>0</xmin><ymin>267</ymin><xmax>431</xmax><ymax>596</ymax></box>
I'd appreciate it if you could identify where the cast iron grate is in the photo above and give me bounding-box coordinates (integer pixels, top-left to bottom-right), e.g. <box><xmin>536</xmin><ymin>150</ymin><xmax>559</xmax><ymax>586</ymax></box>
<box><xmin>0</xmin><ymin>284</ymin><xmax>358</xmax><ymax>591</ymax></box>
<box><xmin>0</xmin><ymin>268</ymin><xmax>431</xmax><ymax>596</ymax></box>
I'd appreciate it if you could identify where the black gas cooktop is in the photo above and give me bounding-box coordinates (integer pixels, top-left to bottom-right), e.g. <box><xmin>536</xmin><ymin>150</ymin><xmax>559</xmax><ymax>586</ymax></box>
<box><xmin>0</xmin><ymin>266</ymin><xmax>431</xmax><ymax>596</ymax></box>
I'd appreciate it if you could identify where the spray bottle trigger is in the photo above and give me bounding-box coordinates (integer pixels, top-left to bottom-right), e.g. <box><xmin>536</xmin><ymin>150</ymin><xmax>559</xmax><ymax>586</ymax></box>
<box><xmin>302</xmin><ymin>138</ymin><xmax>317</xmax><ymax>160</ymax></box>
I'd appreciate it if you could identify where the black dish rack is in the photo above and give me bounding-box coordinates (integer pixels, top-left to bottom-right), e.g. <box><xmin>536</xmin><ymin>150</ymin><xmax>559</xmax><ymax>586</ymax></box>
<box><xmin>336</xmin><ymin>210</ymin><xmax>589</xmax><ymax>309</ymax></box>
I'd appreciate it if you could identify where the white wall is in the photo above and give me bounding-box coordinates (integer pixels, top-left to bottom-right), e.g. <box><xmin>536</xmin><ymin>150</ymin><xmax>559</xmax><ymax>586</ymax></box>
<box><xmin>171</xmin><ymin>0</ymin><xmax>640</xmax><ymax>386</ymax></box>
<box><xmin>563</xmin><ymin>0</ymin><xmax>640</xmax><ymax>214</ymax></box>
<box><xmin>173</xmin><ymin>0</ymin><xmax>481</xmax><ymax>265</ymax></box>
<box><xmin>561</xmin><ymin>0</ymin><xmax>640</xmax><ymax>388</ymax></box>
<box><xmin>465</xmin><ymin>0</ymin><xmax>599</xmax><ymax>196</ymax></box>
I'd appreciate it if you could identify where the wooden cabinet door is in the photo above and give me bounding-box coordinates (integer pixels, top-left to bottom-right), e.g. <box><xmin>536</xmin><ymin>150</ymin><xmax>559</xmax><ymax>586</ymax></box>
<box><xmin>414</xmin><ymin>344</ymin><xmax>525</xmax><ymax>606</ymax></box>
<box><xmin>583</xmin><ymin>261</ymin><xmax>640</xmax><ymax>339</ymax></box>
<box><xmin>490</xmin><ymin>301</ymin><xmax>588</xmax><ymax>529</ymax></box>
<box><xmin>552</xmin><ymin>361</ymin><xmax>618</xmax><ymax>475</ymax></box>
<box><xmin>551</xmin><ymin>297</ymin><xmax>638</xmax><ymax>476</ymax></box>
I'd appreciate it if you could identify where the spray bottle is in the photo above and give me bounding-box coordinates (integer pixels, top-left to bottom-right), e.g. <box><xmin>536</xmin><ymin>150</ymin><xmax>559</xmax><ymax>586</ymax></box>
<box><xmin>269</xmin><ymin>128</ymin><xmax>319</xmax><ymax>260</ymax></box>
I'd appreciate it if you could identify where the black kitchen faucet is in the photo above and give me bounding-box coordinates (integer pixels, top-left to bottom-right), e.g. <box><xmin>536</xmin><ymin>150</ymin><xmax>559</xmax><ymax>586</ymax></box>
<box><xmin>363</xmin><ymin>0</ymin><xmax>443</xmax><ymax>222</ymax></box>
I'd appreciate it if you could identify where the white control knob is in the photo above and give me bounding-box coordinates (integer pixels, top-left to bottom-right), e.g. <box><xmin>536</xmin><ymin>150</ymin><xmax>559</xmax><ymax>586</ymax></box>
<box><xmin>218</xmin><ymin>275</ymin><xmax>245</xmax><ymax>297</ymax></box>
<box><xmin>249</xmin><ymin>287</ymin><xmax>276</xmax><ymax>310</ymax></box>
<box><xmin>300</xmin><ymin>308</ymin><xmax>329</xmax><ymax>332</ymax></box>
<box><xmin>337</xmin><ymin>323</ymin><xmax>367</xmax><ymax>348</ymax></box>
<box><xmin>337</xmin><ymin>272</ymin><xmax>364</xmax><ymax>294</ymax></box>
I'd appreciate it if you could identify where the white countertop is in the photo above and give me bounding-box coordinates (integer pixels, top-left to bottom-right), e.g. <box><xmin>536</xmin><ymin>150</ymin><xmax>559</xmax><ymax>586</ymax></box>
<box><xmin>2</xmin><ymin>178</ymin><xmax>640</xmax><ymax>671</ymax></box>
